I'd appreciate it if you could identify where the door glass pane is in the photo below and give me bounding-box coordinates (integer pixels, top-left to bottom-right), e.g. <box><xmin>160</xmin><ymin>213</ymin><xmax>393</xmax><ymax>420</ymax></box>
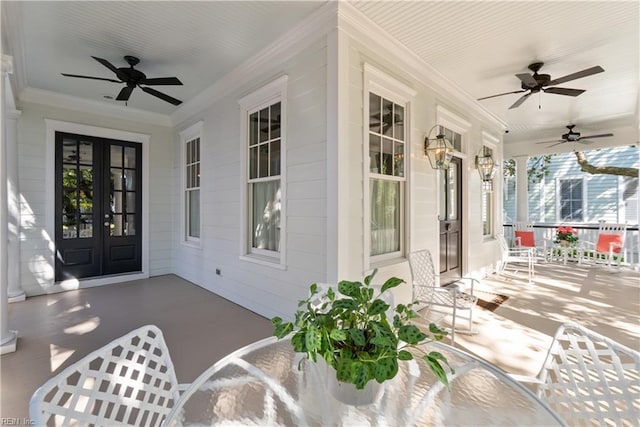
<box><xmin>79</xmin><ymin>141</ymin><xmax>93</xmax><ymax>164</ymax></box>
<box><xmin>447</xmin><ymin>163</ymin><xmax>458</xmax><ymax>221</ymax></box>
<box><xmin>124</xmin><ymin>170</ymin><xmax>135</xmax><ymax>191</ymax></box>
<box><xmin>62</xmin><ymin>215</ymin><xmax>77</xmax><ymax>239</ymax></box>
<box><xmin>125</xmin><ymin>215</ymin><xmax>136</xmax><ymax>236</ymax></box>
<box><xmin>78</xmin><ymin>165</ymin><xmax>93</xmax><ymax>214</ymax></box>
<box><xmin>124</xmin><ymin>147</ymin><xmax>136</xmax><ymax>168</ymax></box>
<box><xmin>439</xmin><ymin>170</ymin><xmax>446</xmax><ymax>219</ymax></box>
<box><xmin>111</xmin><ymin>214</ymin><xmax>123</xmax><ymax>236</ymax></box>
<box><xmin>63</xmin><ymin>167</ymin><xmax>77</xmax><ymax>190</ymax></box>
<box><xmin>63</xmin><ymin>190</ymin><xmax>77</xmax><ymax>215</ymax></box>
<box><xmin>111</xmin><ymin>191</ymin><xmax>123</xmax><ymax>214</ymax></box>
<box><xmin>369</xmin><ymin>93</ymin><xmax>381</xmax><ymax>133</ymax></box>
<box><xmin>369</xmin><ymin>135</ymin><xmax>381</xmax><ymax>173</ymax></box>
<box><xmin>62</xmin><ymin>140</ymin><xmax>77</xmax><ymax>163</ymax></box>
<box><xmin>79</xmin><ymin>215</ymin><xmax>93</xmax><ymax>238</ymax></box>
<box><xmin>111</xmin><ymin>169</ymin><xmax>123</xmax><ymax>191</ymax></box>
<box><xmin>126</xmin><ymin>192</ymin><xmax>136</xmax><ymax>213</ymax></box>
<box><xmin>110</xmin><ymin>145</ymin><xmax>123</xmax><ymax>167</ymax></box>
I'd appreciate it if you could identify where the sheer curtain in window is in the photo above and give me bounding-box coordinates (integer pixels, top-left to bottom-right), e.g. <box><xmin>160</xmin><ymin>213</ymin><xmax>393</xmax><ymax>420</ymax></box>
<box><xmin>252</xmin><ymin>181</ymin><xmax>281</xmax><ymax>251</ymax></box>
<box><xmin>370</xmin><ymin>179</ymin><xmax>400</xmax><ymax>256</ymax></box>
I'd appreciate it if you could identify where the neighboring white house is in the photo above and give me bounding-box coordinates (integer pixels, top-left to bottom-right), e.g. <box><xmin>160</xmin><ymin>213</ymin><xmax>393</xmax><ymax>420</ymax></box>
<box><xmin>7</xmin><ymin>4</ymin><xmax>510</xmax><ymax>321</ymax></box>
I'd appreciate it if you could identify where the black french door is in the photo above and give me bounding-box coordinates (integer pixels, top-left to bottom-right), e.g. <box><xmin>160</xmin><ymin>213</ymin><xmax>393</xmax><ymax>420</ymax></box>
<box><xmin>55</xmin><ymin>132</ymin><xmax>142</xmax><ymax>281</ymax></box>
<box><xmin>439</xmin><ymin>156</ymin><xmax>462</xmax><ymax>283</ymax></box>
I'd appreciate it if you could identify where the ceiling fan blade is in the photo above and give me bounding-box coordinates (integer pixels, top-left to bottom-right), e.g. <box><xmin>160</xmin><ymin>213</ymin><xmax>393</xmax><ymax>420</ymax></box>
<box><xmin>508</xmin><ymin>92</ymin><xmax>532</xmax><ymax>109</ymax></box>
<box><xmin>547</xmin><ymin>66</ymin><xmax>604</xmax><ymax>86</ymax></box>
<box><xmin>91</xmin><ymin>56</ymin><xmax>120</xmax><ymax>74</ymax></box>
<box><xmin>515</xmin><ymin>73</ymin><xmax>537</xmax><ymax>87</ymax></box>
<box><xmin>543</xmin><ymin>87</ymin><xmax>585</xmax><ymax>97</ymax></box>
<box><xmin>579</xmin><ymin>133</ymin><xmax>614</xmax><ymax>139</ymax></box>
<box><xmin>140</xmin><ymin>86</ymin><xmax>182</xmax><ymax>105</ymax></box>
<box><xmin>477</xmin><ymin>89</ymin><xmax>526</xmax><ymax>101</ymax></box>
<box><xmin>62</xmin><ymin>73</ymin><xmax>121</xmax><ymax>83</ymax></box>
<box><xmin>577</xmin><ymin>139</ymin><xmax>596</xmax><ymax>145</ymax></box>
<box><xmin>535</xmin><ymin>139</ymin><xmax>564</xmax><ymax>144</ymax></box>
<box><xmin>548</xmin><ymin>142</ymin><xmax>565</xmax><ymax>148</ymax></box>
<box><xmin>116</xmin><ymin>86</ymin><xmax>134</xmax><ymax>101</ymax></box>
<box><xmin>140</xmin><ymin>77</ymin><xmax>183</xmax><ymax>86</ymax></box>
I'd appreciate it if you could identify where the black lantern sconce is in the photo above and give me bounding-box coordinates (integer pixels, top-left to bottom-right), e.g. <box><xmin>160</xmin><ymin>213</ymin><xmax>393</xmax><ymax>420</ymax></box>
<box><xmin>424</xmin><ymin>125</ymin><xmax>454</xmax><ymax>169</ymax></box>
<box><xmin>476</xmin><ymin>146</ymin><xmax>496</xmax><ymax>191</ymax></box>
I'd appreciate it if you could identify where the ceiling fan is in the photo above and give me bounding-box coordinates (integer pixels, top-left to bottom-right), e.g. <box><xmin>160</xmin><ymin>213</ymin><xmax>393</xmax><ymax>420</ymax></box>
<box><xmin>535</xmin><ymin>124</ymin><xmax>614</xmax><ymax>148</ymax></box>
<box><xmin>478</xmin><ymin>62</ymin><xmax>604</xmax><ymax>109</ymax></box>
<box><xmin>62</xmin><ymin>55</ymin><xmax>183</xmax><ymax>105</ymax></box>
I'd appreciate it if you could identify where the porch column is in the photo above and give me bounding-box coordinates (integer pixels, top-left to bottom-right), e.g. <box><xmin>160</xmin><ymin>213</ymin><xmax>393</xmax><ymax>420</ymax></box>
<box><xmin>6</xmin><ymin>104</ymin><xmax>23</xmax><ymax>302</ymax></box>
<box><xmin>1</xmin><ymin>55</ymin><xmax>18</xmax><ymax>354</ymax></box>
<box><xmin>514</xmin><ymin>155</ymin><xmax>529</xmax><ymax>222</ymax></box>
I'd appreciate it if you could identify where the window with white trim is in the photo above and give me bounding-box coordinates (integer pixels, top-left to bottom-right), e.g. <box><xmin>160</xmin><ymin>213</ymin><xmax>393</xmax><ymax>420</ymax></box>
<box><xmin>247</xmin><ymin>101</ymin><xmax>282</xmax><ymax>256</ymax></box>
<box><xmin>180</xmin><ymin>122</ymin><xmax>203</xmax><ymax>243</ymax></box>
<box><xmin>368</xmin><ymin>92</ymin><xmax>406</xmax><ymax>259</ymax></box>
<box><xmin>559</xmin><ymin>178</ymin><xmax>584</xmax><ymax>221</ymax></box>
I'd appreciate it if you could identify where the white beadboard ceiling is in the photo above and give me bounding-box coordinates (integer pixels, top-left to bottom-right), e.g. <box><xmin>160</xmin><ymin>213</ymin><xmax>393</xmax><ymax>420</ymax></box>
<box><xmin>2</xmin><ymin>1</ymin><xmax>638</xmax><ymax>145</ymax></box>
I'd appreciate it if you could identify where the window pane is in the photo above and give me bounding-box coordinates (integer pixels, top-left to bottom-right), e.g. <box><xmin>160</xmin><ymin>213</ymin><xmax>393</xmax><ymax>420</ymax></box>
<box><xmin>381</xmin><ymin>138</ymin><xmax>393</xmax><ymax>176</ymax></box>
<box><xmin>560</xmin><ymin>179</ymin><xmax>583</xmax><ymax>221</ymax></box>
<box><xmin>111</xmin><ymin>145</ymin><xmax>123</xmax><ymax>167</ymax></box>
<box><xmin>62</xmin><ymin>215</ymin><xmax>77</xmax><ymax>239</ymax></box>
<box><xmin>79</xmin><ymin>215</ymin><xmax>93</xmax><ymax>238</ymax></box>
<box><xmin>62</xmin><ymin>190</ymin><xmax>77</xmax><ymax>215</ymax></box>
<box><xmin>111</xmin><ymin>191</ymin><xmax>123</xmax><ymax>214</ymax></box>
<box><xmin>382</xmin><ymin>99</ymin><xmax>393</xmax><ymax>136</ymax></box>
<box><xmin>111</xmin><ymin>168</ymin><xmax>123</xmax><ymax>191</ymax></box>
<box><xmin>111</xmin><ymin>214</ymin><xmax>123</xmax><ymax>236</ymax></box>
<box><xmin>259</xmin><ymin>107</ymin><xmax>269</xmax><ymax>142</ymax></box>
<box><xmin>125</xmin><ymin>214</ymin><xmax>136</xmax><ymax>236</ymax></box>
<box><xmin>126</xmin><ymin>192</ymin><xmax>136</xmax><ymax>214</ymax></box>
<box><xmin>63</xmin><ymin>167</ymin><xmax>77</xmax><ymax>190</ymax></box>
<box><xmin>124</xmin><ymin>147</ymin><xmax>136</xmax><ymax>168</ymax></box>
<box><xmin>271</xmin><ymin>102</ymin><xmax>281</xmax><ymax>139</ymax></box>
<box><xmin>369</xmin><ymin>135</ymin><xmax>381</xmax><ymax>173</ymax></box>
<box><xmin>249</xmin><ymin>112</ymin><xmax>259</xmax><ymax>146</ymax></box>
<box><xmin>369</xmin><ymin>93</ymin><xmax>381</xmax><ymax>133</ymax></box>
<box><xmin>370</xmin><ymin>179</ymin><xmax>400</xmax><ymax>256</ymax></box>
<box><xmin>252</xmin><ymin>181</ymin><xmax>280</xmax><ymax>251</ymax></box>
<box><xmin>62</xmin><ymin>140</ymin><xmax>77</xmax><ymax>164</ymax></box>
<box><xmin>447</xmin><ymin>163</ymin><xmax>458</xmax><ymax>221</ymax></box>
<box><xmin>394</xmin><ymin>142</ymin><xmax>404</xmax><ymax>177</ymax></box>
<box><xmin>79</xmin><ymin>141</ymin><xmax>93</xmax><ymax>164</ymax></box>
<box><xmin>482</xmin><ymin>192</ymin><xmax>492</xmax><ymax>236</ymax></box>
<box><xmin>249</xmin><ymin>146</ymin><xmax>258</xmax><ymax>179</ymax></box>
<box><xmin>393</xmin><ymin>104</ymin><xmax>404</xmax><ymax>141</ymax></box>
<box><xmin>258</xmin><ymin>144</ymin><xmax>269</xmax><ymax>178</ymax></box>
<box><xmin>270</xmin><ymin>140</ymin><xmax>281</xmax><ymax>176</ymax></box>
<box><xmin>124</xmin><ymin>170</ymin><xmax>135</xmax><ymax>191</ymax></box>
<box><xmin>195</xmin><ymin>162</ymin><xmax>200</xmax><ymax>187</ymax></box>
<box><xmin>188</xmin><ymin>190</ymin><xmax>200</xmax><ymax>238</ymax></box>
<box><xmin>186</xmin><ymin>164</ymin><xmax>192</xmax><ymax>189</ymax></box>
<box><xmin>195</xmin><ymin>138</ymin><xmax>200</xmax><ymax>162</ymax></box>
<box><xmin>78</xmin><ymin>166</ymin><xmax>93</xmax><ymax>214</ymax></box>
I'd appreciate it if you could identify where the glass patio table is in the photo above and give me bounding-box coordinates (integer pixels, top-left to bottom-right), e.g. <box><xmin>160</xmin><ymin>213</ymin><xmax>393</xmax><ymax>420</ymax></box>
<box><xmin>164</xmin><ymin>336</ymin><xmax>565</xmax><ymax>426</ymax></box>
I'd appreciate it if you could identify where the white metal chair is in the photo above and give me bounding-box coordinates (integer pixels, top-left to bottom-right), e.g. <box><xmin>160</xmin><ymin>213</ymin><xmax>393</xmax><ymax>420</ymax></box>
<box><xmin>513</xmin><ymin>221</ymin><xmax>550</xmax><ymax>261</ymax></box>
<box><xmin>513</xmin><ymin>322</ymin><xmax>640</xmax><ymax>426</ymax></box>
<box><xmin>498</xmin><ymin>234</ymin><xmax>534</xmax><ymax>284</ymax></box>
<box><xmin>30</xmin><ymin>325</ymin><xmax>185</xmax><ymax>427</ymax></box>
<box><xmin>579</xmin><ymin>222</ymin><xmax>627</xmax><ymax>269</ymax></box>
<box><xmin>408</xmin><ymin>249</ymin><xmax>478</xmax><ymax>347</ymax></box>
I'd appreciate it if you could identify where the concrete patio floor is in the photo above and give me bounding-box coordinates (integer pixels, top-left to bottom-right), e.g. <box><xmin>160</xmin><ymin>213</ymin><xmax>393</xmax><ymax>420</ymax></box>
<box><xmin>1</xmin><ymin>262</ymin><xmax>638</xmax><ymax>421</ymax></box>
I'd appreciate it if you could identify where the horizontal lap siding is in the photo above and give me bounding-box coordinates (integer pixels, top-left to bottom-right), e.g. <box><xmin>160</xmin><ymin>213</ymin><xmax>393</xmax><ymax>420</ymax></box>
<box><xmin>172</xmin><ymin>40</ymin><xmax>328</xmax><ymax>320</ymax></box>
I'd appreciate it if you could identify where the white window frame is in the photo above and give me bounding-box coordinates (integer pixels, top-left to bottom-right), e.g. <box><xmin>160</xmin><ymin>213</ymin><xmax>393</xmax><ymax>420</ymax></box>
<box><xmin>179</xmin><ymin>121</ymin><xmax>203</xmax><ymax>247</ymax></box>
<box><xmin>363</xmin><ymin>64</ymin><xmax>416</xmax><ymax>269</ymax></box>
<box><xmin>557</xmin><ymin>176</ymin><xmax>586</xmax><ymax>222</ymax></box>
<box><xmin>238</xmin><ymin>75</ymin><xmax>288</xmax><ymax>268</ymax></box>
<box><xmin>481</xmin><ymin>131</ymin><xmax>499</xmax><ymax>239</ymax></box>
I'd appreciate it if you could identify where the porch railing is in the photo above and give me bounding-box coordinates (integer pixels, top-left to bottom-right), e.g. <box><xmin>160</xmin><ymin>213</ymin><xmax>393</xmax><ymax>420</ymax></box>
<box><xmin>503</xmin><ymin>223</ymin><xmax>639</xmax><ymax>268</ymax></box>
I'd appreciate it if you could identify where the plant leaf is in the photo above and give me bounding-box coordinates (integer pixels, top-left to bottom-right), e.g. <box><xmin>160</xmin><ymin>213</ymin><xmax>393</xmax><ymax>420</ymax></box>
<box><xmin>273</xmin><ymin>322</ymin><xmax>293</xmax><ymax>339</ymax></box>
<box><xmin>370</xmin><ymin>336</ymin><xmax>394</xmax><ymax>348</ymax></box>
<box><xmin>348</xmin><ymin>328</ymin><xmax>366</xmax><ymax>347</ymax></box>
<box><xmin>327</xmin><ymin>287</ymin><xmax>335</xmax><ymax>300</ymax></box>
<box><xmin>338</xmin><ymin>280</ymin><xmax>362</xmax><ymax>297</ymax></box>
<box><xmin>330</xmin><ymin>329</ymin><xmax>347</xmax><ymax>341</ymax></box>
<box><xmin>332</xmin><ymin>298</ymin><xmax>358</xmax><ymax>310</ymax></box>
<box><xmin>369</xmin><ymin>299</ymin><xmax>390</xmax><ymax>316</ymax></box>
<box><xmin>381</xmin><ymin>276</ymin><xmax>405</xmax><ymax>293</ymax></box>
<box><xmin>398</xmin><ymin>325</ymin><xmax>427</xmax><ymax>345</ymax></box>
<box><xmin>373</xmin><ymin>357</ymin><xmax>398</xmax><ymax>382</ymax></box>
<box><xmin>398</xmin><ymin>350</ymin><xmax>413</xmax><ymax>361</ymax></box>
<box><xmin>354</xmin><ymin>362</ymin><xmax>371</xmax><ymax>389</ymax></box>
<box><xmin>291</xmin><ymin>331</ymin><xmax>306</xmax><ymax>352</ymax></box>
<box><xmin>310</xmin><ymin>283</ymin><xmax>318</xmax><ymax>295</ymax></box>
<box><xmin>364</xmin><ymin>268</ymin><xmax>378</xmax><ymax>286</ymax></box>
<box><xmin>336</xmin><ymin>356</ymin><xmax>353</xmax><ymax>382</ymax></box>
<box><xmin>424</xmin><ymin>352</ymin><xmax>451</xmax><ymax>388</ymax></box>
<box><xmin>305</xmin><ymin>325</ymin><xmax>322</xmax><ymax>353</ymax></box>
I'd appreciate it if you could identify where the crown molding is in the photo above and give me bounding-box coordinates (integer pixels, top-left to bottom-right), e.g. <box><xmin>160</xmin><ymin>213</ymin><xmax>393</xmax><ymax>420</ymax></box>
<box><xmin>170</xmin><ymin>2</ymin><xmax>338</xmax><ymax>127</ymax></box>
<box><xmin>336</xmin><ymin>2</ymin><xmax>507</xmax><ymax>131</ymax></box>
<box><xmin>19</xmin><ymin>87</ymin><xmax>172</xmax><ymax>127</ymax></box>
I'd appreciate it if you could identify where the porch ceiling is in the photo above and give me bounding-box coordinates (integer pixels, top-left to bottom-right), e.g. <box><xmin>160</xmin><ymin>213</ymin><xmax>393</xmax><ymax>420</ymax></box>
<box><xmin>2</xmin><ymin>1</ymin><xmax>638</xmax><ymax>146</ymax></box>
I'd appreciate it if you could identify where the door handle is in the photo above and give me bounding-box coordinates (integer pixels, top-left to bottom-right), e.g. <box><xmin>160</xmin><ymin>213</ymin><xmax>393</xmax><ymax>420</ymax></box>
<box><xmin>104</xmin><ymin>221</ymin><xmax>110</xmax><ymax>227</ymax></box>
<box><xmin>445</xmin><ymin>223</ymin><xmax>451</xmax><ymax>231</ymax></box>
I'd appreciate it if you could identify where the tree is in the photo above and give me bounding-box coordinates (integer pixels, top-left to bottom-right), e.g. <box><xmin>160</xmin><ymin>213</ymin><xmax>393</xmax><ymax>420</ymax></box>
<box><xmin>573</xmin><ymin>151</ymin><xmax>638</xmax><ymax>177</ymax></box>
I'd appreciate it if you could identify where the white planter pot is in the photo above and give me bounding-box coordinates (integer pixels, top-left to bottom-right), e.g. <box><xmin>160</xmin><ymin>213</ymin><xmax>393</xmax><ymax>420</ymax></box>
<box><xmin>326</xmin><ymin>368</ymin><xmax>383</xmax><ymax>406</ymax></box>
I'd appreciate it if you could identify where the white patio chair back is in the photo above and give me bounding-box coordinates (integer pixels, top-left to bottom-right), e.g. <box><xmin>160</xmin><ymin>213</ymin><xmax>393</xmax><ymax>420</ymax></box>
<box><xmin>30</xmin><ymin>325</ymin><xmax>181</xmax><ymax>427</ymax></box>
<box><xmin>497</xmin><ymin>234</ymin><xmax>534</xmax><ymax>284</ymax></box>
<box><xmin>513</xmin><ymin>222</ymin><xmax>535</xmax><ymax>247</ymax></box>
<box><xmin>580</xmin><ymin>222</ymin><xmax>627</xmax><ymax>268</ymax></box>
<box><xmin>534</xmin><ymin>322</ymin><xmax>640</xmax><ymax>426</ymax></box>
<box><xmin>408</xmin><ymin>250</ymin><xmax>478</xmax><ymax>346</ymax></box>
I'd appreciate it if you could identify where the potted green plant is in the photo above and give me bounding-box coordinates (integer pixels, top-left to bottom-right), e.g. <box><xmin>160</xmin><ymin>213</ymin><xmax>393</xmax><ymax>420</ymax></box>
<box><xmin>271</xmin><ymin>269</ymin><xmax>453</xmax><ymax>405</ymax></box>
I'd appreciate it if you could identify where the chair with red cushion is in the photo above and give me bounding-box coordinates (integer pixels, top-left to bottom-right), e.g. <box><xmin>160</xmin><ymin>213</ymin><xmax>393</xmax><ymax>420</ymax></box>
<box><xmin>579</xmin><ymin>222</ymin><xmax>627</xmax><ymax>269</ymax></box>
<box><xmin>513</xmin><ymin>222</ymin><xmax>550</xmax><ymax>261</ymax></box>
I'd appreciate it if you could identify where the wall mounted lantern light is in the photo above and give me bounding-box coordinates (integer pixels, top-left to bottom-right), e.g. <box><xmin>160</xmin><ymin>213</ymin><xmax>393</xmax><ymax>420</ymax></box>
<box><xmin>476</xmin><ymin>146</ymin><xmax>496</xmax><ymax>191</ymax></box>
<box><xmin>424</xmin><ymin>125</ymin><xmax>453</xmax><ymax>169</ymax></box>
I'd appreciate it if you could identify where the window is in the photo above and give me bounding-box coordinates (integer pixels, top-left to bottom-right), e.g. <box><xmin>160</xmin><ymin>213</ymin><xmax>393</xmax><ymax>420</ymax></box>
<box><xmin>239</xmin><ymin>76</ymin><xmax>287</xmax><ymax>264</ymax></box>
<box><xmin>559</xmin><ymin>178</ymin><xmax>584</xmax><ymax>221</ymax></box>
<box><xmin>369</xmin><ymin>92</ymin><xmax>406</xmax><ymax>259</ymax></box>
<box><xmin>179</xmin><ymin>121</ymin><xmax>203</xmax><ymax>244</ymax></box>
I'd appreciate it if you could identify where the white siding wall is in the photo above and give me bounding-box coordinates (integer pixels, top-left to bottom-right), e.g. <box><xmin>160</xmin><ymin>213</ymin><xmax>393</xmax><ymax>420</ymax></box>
<box><xmin>172</xmin><ymin>40</ymin><xmax>328</xmax><ymax>321</ymax></box>
<box><xmin>16</xmin><ymin>102</ymin><xmax>174</xmax><ymax>295</ymax></box>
